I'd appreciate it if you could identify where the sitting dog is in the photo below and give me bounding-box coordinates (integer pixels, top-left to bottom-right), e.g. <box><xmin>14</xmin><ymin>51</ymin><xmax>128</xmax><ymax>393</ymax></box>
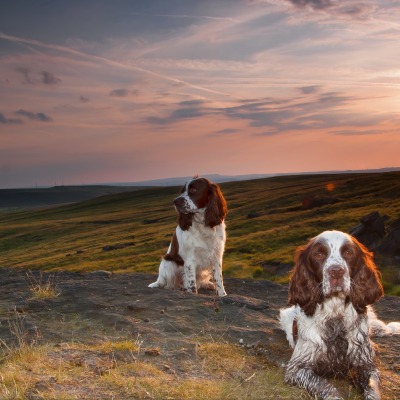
<box><xmin>149</xmin><ymin>177</ymin><xmax>227</xmax><ymax>296</ymax></box>
<box><xmin>280</xmin><ymin>230</ymin><xmax>400</xmax><ymax>400</ymax></box>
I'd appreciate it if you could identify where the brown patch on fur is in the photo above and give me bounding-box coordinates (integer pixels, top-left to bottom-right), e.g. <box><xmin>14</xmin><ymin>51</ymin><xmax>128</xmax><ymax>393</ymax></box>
<box><xmin>163</xmin><ymin>232</ymin><xmax>184</xmax><ymax>266</ymax></box>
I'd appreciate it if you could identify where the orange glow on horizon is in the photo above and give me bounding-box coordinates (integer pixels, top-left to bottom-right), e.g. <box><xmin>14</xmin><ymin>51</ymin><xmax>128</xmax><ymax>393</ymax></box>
<box><xmin>326</xmin><ymin>183</ymin><xmax>335</xmax><ymax>192</ymax></box>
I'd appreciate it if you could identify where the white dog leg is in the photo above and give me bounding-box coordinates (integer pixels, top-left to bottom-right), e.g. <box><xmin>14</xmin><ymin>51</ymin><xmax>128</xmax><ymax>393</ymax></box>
<box><xmin>182</xmin><ymin>263</ymin><xmax>197</xmax><ymax>293</ymax></box>
<box><xmin>212</xmin><ymin>263</ymin><xmax>226</xmax><ymax>297</ymax></box>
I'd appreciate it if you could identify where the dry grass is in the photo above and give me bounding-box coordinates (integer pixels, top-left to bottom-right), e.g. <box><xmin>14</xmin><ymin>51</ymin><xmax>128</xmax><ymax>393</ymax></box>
<box><xmin>0</xmin><ymin>332</ymin><xmax>313</xmax><ymax>400</ymax></box>
<box><xmin>26</xmin><ymin>271</ymin><xmax>60</xmax><ymax>300</ymax></box>
<box><xmin>0</xmin><ymin>336</ymin><xmax>360</xmax><ymax>400</ymax></box>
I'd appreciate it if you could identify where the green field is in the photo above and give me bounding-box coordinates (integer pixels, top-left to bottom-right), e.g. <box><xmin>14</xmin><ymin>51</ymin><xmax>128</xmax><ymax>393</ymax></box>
<box><xmin>1</xmin><ymin>172</ymin><xmax>400</xmax><ymax>295</ymax></box>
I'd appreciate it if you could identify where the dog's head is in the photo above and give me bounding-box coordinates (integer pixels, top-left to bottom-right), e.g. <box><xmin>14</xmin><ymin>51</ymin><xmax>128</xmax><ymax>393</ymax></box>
<box><xmin>288</xmin><ymin>230</ymin><xmax>383</xmax><ymax>316</ymax></box>
<box><xmin>174</xmin><ymin>177</ymin><xmax>227</xmax><ymax>230</ymax></box>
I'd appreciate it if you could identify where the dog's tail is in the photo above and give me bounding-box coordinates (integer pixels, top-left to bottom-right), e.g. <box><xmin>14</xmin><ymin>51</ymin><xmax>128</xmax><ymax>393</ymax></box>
<box><xmin>368</xmin><ymin>307</ymin><xmax>400</xmax><ymax>336</ymax></box>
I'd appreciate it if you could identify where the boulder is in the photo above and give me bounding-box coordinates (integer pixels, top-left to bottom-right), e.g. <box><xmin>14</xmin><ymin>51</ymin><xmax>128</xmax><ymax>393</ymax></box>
<box><xmin>378</xmin><ymin>217</ymin><xmax>400</xmax><ymax>257</ymax></box>
<box><xmin>349</xmin><ymin>211</ymin><xmax>388</xmax><ymax>250</ymax></box>
<box><xmin>301</xmin><ymin>195</ymin><xmax>337</xmax><ymax>210</ymax></box>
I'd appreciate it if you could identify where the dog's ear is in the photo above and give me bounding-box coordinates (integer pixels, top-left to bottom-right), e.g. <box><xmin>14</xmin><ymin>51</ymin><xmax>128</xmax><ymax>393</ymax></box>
<box><xmin>205</xmin><ymin>183</ymin><xmax>227</xmax><ymax>228</ymax></box>
<box><xmin>349</xmin><ymin>237</ymin><xmax>383</xmax><ymax>313</ymax></box>
<box><xmin>288</xmin><ymin>240</ymin><xmax>323</xmax><ymax>317</ymax></box>
<box><xmin>178</xmin><ymin>212</ymin><xmax>193</xmax><ymax>231</ymax></box>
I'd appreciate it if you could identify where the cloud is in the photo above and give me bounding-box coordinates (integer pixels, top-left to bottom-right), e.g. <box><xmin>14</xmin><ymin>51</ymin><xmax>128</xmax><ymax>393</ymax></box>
<box><xmin>130</xmin><ymin>12</ymin><xmax>240</xmax><ymax>23</ymax></box>
<box><xmin>15</xmin><ymin>67</ymin><xmax>33</xmax><ymax>84</ymax></box>
<box><xmin>299</xmin><ymin>85</ymin><xmax>320</xmax><ymax>94</ymax></box>
<box><xmin>208</xmin><ymin>128</ymin><xmax>241</xmax><ymax>137</ymax></box>
<box><xmin>146</xmin><ymin>90</ymin><xmax>389</xmax><ymax>135</ymax></box>
<box><xmin>287</xmin><ymin>0</ymin><xmax>333</xmax><ymax>10</ymax></box>
<box><xmin>214</xmin><ymin>128</ymin><xmax>240</xmax><ymax>135</ymax></box>
<box><xmin>0</xmin><ymin>32</ymin><xmax>229</xmax><ymax>97</ymax></box>
<box><xmin>147</xmin><ymin>100</ymin><xmax>210</xmax><ymax>125</ymax></box>
<box><xmin>79</xmin><ymin>95</ymin><xmax>90</xmax><ymax>103</ymax></box>
<box><xmin>286</xmin><ymin>0</ymin><xmax>375</xmax><ymax>19</ymax></box>
<box><xmin>110</xmin><ymin>88</ymin><xmax>130</xmax><ymax>97</ymax></box>
<box><xmin>0</xmin><ymin>113</ymin><xmax>23</xmax><ymax>124</ymax></box>
<box><xmin>178</xmin><ymin>99</ymin><xmax>207</xmax><ymax>107</ymax></box>
<box><xmin>15</xmin><ymin>67</ymin><xmax>61</xmax><ymax>85</ymax></box>
<box><xmin>331</xmin><ymin>129</ymin><xmax>383</xmax><ymax>136</ymax></box>
<box><xmin>15</xmin><ymin>109</ymin><xmax>53</xmax><ymax>122</ymax></box>
<box><xmin>334</xmin><ymin>3</ymin><xmax>375</xmax><ymax>18</ymax></box>
<box><xmin>41</xmin><ymin>71</ymin><xmax>61</xmax><ymax>85</ymax></box>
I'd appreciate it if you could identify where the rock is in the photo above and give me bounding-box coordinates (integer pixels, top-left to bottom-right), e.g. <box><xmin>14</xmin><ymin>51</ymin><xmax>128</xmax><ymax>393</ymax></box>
<box><xmin>349</xmin><ymin>211</ymin><xmax>388</xmax><ymax>250</ymax></box>
<box><xmin>144</xmin><ymin>348</ymin><xmax>161</xmax><ymax>356</ymax></box>
<box><xmin>220</xmin><ymin>294</ymin><xmax>269</xmax><ymax>311</ymax></box>
<box><xmin>378</xmin><ymin>217</ymin><xmax>400</xmax><ymax>257</ymax></box>
<box><xmin>89</xmin><ymin>270</ymin><xmax>113</xmax><ymax>278</ymax></box>
<box><xmin>102</xmin><ymin>242</ymin><xmax>135</xmax><ymax>252</ymax></box>
<box><xmin>142</xmin><ymin>218</ymin><xmax>162</xmax><ymax>225</ymax></box>
<box><xmin>261</xmin><ymin>261</ymin><xmax>293</xmax><ymax>277</ymax></box>
<box><xmin>301</xmin><ymin>195</ymin><xmax>338</xmax><ymax>210</ymax></box>
<box><xmin>247</xmin><ymin>212</ymin><xmax>262</xmax><ymax>219</ymax></box>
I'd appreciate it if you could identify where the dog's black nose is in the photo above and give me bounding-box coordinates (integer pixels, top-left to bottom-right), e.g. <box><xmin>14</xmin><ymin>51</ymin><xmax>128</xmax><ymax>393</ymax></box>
<box><xmin>174</xmin><ymin>196</ymin><xmax>185</xmax><ymax>207</ymax></box>
<box><xmin>328</xmin><ymin>266</ymin><xmax>345</xmax><ymax>279</ymax></box>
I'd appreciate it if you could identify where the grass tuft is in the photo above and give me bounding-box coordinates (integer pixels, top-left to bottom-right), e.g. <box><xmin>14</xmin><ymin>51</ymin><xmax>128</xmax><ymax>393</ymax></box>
<box><xmin>26</xmin><ymin>271</ymin><xmax>60</xmax><ymax>300</ymax></box>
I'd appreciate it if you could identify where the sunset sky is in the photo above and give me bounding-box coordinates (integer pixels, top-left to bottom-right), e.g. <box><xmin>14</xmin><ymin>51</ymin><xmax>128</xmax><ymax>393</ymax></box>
<box><xmin>1</xmin><ymin>0</ymin><xmax>400</xmax><ymax>188</ymax></box>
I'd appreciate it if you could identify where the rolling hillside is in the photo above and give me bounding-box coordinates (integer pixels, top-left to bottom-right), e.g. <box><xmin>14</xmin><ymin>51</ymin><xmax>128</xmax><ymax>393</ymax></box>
<box><xmin>1</xmin><ymin>172</ymin><xmax>399</xmax><ymax>294</ymax></box>
<box><xmin>0</xmin><ymin>185</ymin><xmax>145</xmax><ymax>210</ymax></box>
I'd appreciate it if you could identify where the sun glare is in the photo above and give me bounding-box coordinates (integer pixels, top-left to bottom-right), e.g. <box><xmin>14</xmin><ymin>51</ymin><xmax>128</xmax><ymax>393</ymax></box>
<box><xmin>326</xmin><ymin>183</ymin><xmax>335</xmax><ymax>192</ymax></box>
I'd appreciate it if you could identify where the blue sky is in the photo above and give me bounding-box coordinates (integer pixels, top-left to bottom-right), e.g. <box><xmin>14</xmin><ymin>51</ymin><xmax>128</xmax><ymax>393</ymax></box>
<box><xmin>1</xmin><ymin>0</ymin><xmax>400</xmax><ymax>188</ymax></box>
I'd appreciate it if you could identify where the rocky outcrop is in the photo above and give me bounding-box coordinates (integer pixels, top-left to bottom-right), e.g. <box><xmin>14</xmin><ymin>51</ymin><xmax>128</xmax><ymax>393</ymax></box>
<box><xmin>0</xmin><ymin>269</ymin><xmax>398</xmax><ymax>398</ymax></box>
<box><xmin>379</xmin><ymin>217</ymin><xmax>400</xmax><ymax>259</ymax></box>
<box><xmin>350</xmin><ymin>212</ymin><xmax>400</xmax><ymax>258</ymax></box>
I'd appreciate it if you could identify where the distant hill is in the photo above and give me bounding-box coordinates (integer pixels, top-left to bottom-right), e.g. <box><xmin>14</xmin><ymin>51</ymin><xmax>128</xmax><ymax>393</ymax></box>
<box><xmin>105</xmin><ymin>173</ymin><xmax>274</xmax><ymax>187</ymax></box>
<box><xmin>2</xmin><ymin>168</ymin><xmax>400</xmax><ymax>210</ymax></box>
<box><xmin>105</xmin><ymin>168</ymin><xmax>400</xmax><ymax>187</ymax></box>
<box><xmin>0</xmin><ymin>185</ymin><xmax>141</xmax><ymax>210</ymax></box>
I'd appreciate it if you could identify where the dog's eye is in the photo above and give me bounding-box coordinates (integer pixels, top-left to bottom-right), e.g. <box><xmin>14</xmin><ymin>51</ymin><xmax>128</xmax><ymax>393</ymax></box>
<box><xmin>189</xmin><ymin>187</ymin><xmax>197</xmax><ymax>194</ymax></box>
<box><xmin>314</xmin><ymin>251</ymin><xmax>326</xmax><ymax>260</ymax></box>
<box><xmin>343</xmin><ymin>249</ymin><xmax>353</xmax><ymax>258</ymax></box>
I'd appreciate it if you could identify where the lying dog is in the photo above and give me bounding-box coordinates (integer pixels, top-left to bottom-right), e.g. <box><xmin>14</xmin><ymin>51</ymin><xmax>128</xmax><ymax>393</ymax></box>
<box><xmin>149</xmin><ymin>177</ymin><xmax>227</xmax><ymax>296</ymax></box>
<box><xmin>280</xmin><ymin>230</ymin><xmax>400</xmax><ymax>400</ymax></box>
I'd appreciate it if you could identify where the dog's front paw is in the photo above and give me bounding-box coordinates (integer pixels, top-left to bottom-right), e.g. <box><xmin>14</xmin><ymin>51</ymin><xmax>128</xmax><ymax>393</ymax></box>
<box><xmin>182</xmin><ymin>285</ymin><xmax>197</xmax><ymax>294</ymax></box>
<box><xmin>148</xmin><ymin>282</ymin><xmax>160</xmax><ymax>288</ymax></box>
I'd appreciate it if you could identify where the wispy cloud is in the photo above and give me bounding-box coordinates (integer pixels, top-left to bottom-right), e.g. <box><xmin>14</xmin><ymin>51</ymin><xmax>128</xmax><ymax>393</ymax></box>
<box><xmin>146</xmin><ymin>90</ymin><xmax>395</xmax><ymax>136</ymax></box>
<box><xmin>109</xmin><ymin>88</ymin><xmax>140</xmax><ymax>97</ymax></box>
<box><xmin>0</xmin><ymin>113</ymin><xmax>23</xmax><ymax>124</ymax></box>
<box><xmin>131</xmin><ymin>12</ymin><xmax>240</xmax><ymax>23</ymax></box>
<box><xmin>331</xmin><ymin>129</ymin><xmax>384</xmax><ymax>136</ymax></box>
<box><xmin>0</xmin><ymin>32</ymin><xmax>231</xmax><ymax>98</ymax></box>
<box><xmin>210</xmin><ymin>128</ymin><xmax>240</xmax><ymax>136</ymax></box>
<box><xmin>15</xmin><ymin>109</ymin><xmax>53</xmax><ymax>122</ymax></box>
<box><xmin>287</xmin><ymin>0</ymin><xmax>333</xmax><ymax>11</ymax></box>
<box><xmin>41</xmin><ymin>70</ymin><xmax>61</xmax><ymax>85</ymax></box>
<box><xmin>79</xmin><ymin>95</ymin><xmax>90</xmax><ymax>103</ymax></box>
<box><xmin>15</xmin><ymin>66</ymin><xmax>33</xmax><ymax>84</ymax></box>
<box><xmin>298</xmin><ymin>85</ymin><xmax>320</xmax><ymax>94</ymax></box>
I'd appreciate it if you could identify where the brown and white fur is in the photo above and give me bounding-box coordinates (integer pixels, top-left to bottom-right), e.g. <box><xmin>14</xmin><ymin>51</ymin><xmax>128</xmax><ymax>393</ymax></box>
<box><xmin>149</xmin><ymin>177</ymin><xmax>227</xmax><ymax>296</ymax></box>
<box><xmin>280</xmin><ymin>230</ymin><xmax>400</xmax><ymax>400</ymax></box>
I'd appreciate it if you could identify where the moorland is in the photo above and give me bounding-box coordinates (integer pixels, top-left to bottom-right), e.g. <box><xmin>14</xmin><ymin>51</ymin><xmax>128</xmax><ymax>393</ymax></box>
<box><xmin>0</xmin><ymin>172</ymin><xmax>400</xmax><ymax>399</ymax></box>
<box><xmin>1</xmin><ymin>171</ymin><xmax>400</xmax><ymax>294</ymax></box>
